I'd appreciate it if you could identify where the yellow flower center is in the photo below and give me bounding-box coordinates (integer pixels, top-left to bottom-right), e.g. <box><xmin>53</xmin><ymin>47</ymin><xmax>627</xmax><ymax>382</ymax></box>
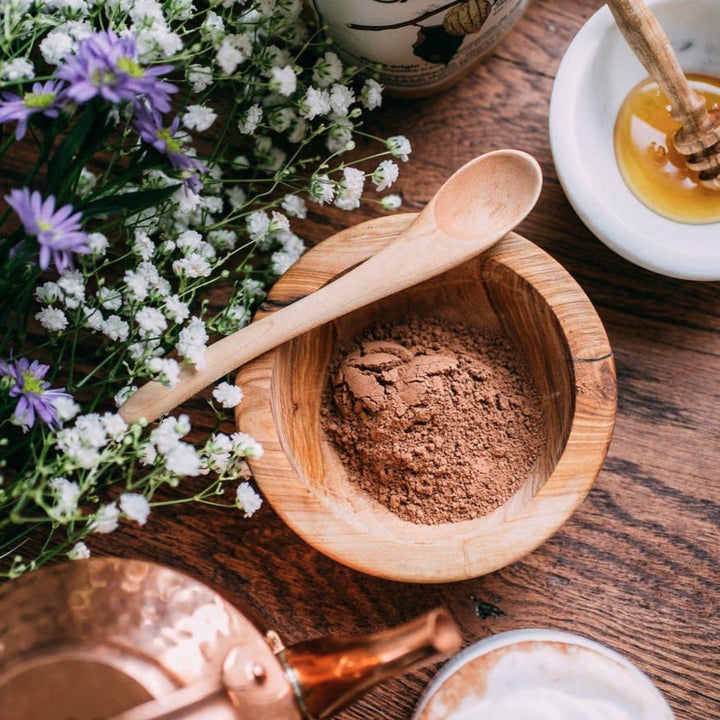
<box><xmin>116</xmin><ymin>56</ymin><xmax>144</xmax><ymax>78</ymax></box>
<box><xmin>21</xmin><ymin>371</ymin><xmax>44</xmax><ymax>395</ymax></box>
<box><xmin>24</xmin><ymin>91</ymin><xmax>56</xmax><ymax>110</ymax></box>
<box><xmin>156</xmin><ymin>128</ymin><xmax>183</xmax><ymax>154</ymax></box>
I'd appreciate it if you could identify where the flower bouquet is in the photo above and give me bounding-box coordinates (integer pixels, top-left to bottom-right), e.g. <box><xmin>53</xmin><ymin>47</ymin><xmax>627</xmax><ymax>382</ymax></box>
<box><xmin>0</xmin><ymin>0</ymin><xmax>410</xmax><ymax>577</ymax></box>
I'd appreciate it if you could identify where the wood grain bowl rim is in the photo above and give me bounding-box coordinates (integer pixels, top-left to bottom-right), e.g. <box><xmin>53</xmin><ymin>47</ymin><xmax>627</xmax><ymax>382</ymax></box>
<box><xmin>235</xmin><ymin>214</ymin><xmax>617</xmax><ymax>583</ymax></box>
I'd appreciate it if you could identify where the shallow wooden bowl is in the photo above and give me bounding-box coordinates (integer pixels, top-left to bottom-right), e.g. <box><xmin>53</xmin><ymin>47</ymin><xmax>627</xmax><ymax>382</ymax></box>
<box><xmin>235</xmin><ymin>214</ymin><xmax>617</xmax><ymax>583</ymax></box>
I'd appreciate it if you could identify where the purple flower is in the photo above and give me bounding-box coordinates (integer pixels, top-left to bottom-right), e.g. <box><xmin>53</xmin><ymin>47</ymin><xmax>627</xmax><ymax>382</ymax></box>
<box><xmin>57</xmin><ymin>30</ymin><xmax>176</xmax><ymax>113</ymax></box>
<box><xmin>0</xmin><ymin>357</ymin><xmax>72</xmax><ymax>432</ymax></box>
<box><xmin>5</xmin><ymin>188</ymin><xmax>91</xmax><ymax>274</ymax></box>
<box><xmin>0</xmin><ymin>80</ymin><xmax>66</xmax><ymax>140</ymax></box>
<box><xmin>133</xmin><ymin>105</ymin><xmax>206</xmax><ymax>192</ymax></box>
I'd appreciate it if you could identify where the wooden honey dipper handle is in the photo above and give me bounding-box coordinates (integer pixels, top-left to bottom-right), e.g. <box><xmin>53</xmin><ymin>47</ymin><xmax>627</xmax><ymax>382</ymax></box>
<box><xmin>606</xmin><ymin>0</ymin><xmax>715</xmax><ymax>151</ymax></box>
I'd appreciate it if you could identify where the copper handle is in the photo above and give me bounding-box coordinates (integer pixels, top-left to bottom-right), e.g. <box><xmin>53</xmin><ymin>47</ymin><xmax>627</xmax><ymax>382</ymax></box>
<box><xmin>282</xmin><ymin>608</ymin><xmax>462</xmax><ymax>719</ymax></box>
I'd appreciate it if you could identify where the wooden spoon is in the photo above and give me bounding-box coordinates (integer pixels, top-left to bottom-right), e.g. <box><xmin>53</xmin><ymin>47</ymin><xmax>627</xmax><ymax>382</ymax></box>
<box><xmin>607</xmin><ymin>0</ymin><xmax>720</xmax><ymax>188</ymax></box>
<box><xmin>118</xmin><ymin>149</ymin><xmax>542</xmax><ymax>425</ymax></box>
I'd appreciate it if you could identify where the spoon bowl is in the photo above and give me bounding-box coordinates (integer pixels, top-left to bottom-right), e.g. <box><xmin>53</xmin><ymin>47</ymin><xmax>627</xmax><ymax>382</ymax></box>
<box><xmin>118</xmin><ymin>149</ymin><xmax>542</xmax><ymax>425</ymax></box>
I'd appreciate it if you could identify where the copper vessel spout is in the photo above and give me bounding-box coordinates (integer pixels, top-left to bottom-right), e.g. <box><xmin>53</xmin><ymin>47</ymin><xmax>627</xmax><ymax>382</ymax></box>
<box><xmin>281</xmin><ymin>608</ymin><xmax>462</xmax><ymax>719</ymax></box>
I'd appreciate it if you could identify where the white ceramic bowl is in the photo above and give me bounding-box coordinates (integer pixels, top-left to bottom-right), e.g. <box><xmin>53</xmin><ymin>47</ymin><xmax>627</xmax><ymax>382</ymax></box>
<box><xmin>413</xmin><ymin>629</ymin><xmax>674</xmax><ymax>720</ymax></box>
<box><xmin>549</xmin><ymin>0</ymin><xmax>720</xmax><ymax>280</ymax></box>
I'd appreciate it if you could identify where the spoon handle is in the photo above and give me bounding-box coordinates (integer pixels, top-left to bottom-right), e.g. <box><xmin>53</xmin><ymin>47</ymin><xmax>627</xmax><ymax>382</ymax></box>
<box><xmin>118</xmin><ymin>222</ymin><xmax>490</xmax><ymax>424</ymax></box>
<box><xmin>118</xmin><ymin>149</ymin><xmax>541</xmax><ymax>425</ymax></box>
<box><xmin>606</xmin><ymin>0</ymin><xmax>709</xmax><ymax>132</ymax></box>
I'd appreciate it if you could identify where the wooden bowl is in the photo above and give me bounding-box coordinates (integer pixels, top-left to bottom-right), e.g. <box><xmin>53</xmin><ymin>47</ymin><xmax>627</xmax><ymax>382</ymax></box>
<box><xmin>235</xmin><ymin>214</ymin><xmax>617</xmax><ymax>583</ymax></box>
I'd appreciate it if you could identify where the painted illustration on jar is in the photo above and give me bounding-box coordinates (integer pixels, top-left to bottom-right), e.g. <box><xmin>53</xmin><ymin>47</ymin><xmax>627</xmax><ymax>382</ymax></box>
<box><xmin>310</xmin><ymin>0</ymin><xmax>528</xmax><ymax>95</ymax></box>
<box><xmin>351</xmin><ymin>1</ymin><xmax>494</xmax><ymax>66</ymax></box>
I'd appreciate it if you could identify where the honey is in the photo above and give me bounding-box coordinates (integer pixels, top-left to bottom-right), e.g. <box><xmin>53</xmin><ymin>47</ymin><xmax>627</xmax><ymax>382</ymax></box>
<box><xmin>614</xmin><ymin>73</ymin><xmax>720</xmax><ymax>224</ymax></box>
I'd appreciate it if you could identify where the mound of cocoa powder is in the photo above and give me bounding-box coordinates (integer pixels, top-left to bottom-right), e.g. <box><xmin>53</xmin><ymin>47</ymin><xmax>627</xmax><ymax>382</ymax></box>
<box><xmin>320</xmin><ymin>316</ymin><xmax>547</xmax><ymax>524</ymax></box>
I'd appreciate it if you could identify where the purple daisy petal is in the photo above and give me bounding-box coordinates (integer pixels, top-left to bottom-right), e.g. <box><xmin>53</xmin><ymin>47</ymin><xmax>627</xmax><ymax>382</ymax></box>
<box><xmin>0</xmin><ymin>356</ymin><xmax>72</xmax><ymax>432</ymax></box>
<box><xmin>57</xmin><ymin>30</ymin><xmax>177</xmax><ymax>115</ymax></box>
<box><xmin>5</xmin><ymin>188</ymin><xmax>92</xmax><ymax>273</ymax></box>
<box><xmin>0</xmin><ymin>80</ymin><xmax>66</xmax><ymax>140</ymax></box>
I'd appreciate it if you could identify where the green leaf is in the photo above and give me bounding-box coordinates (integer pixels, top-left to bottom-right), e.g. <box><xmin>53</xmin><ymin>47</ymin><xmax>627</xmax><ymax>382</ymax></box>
<box><xmin>78</xmin><ymin>185</ymin><xmax>178</xmax><ymax>218</ymax></box>
<box><xmin>47</xmin><ymin>104</ymin><xmax>101</xmax><ymax>194</ymax></box>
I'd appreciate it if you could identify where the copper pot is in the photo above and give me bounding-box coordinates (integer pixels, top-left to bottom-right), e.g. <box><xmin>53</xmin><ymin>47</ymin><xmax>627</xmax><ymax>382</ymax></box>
<box><xmin>0</xmin><ymin>558</ymin><xmax>461</xmax><ymax>720</ymax></box>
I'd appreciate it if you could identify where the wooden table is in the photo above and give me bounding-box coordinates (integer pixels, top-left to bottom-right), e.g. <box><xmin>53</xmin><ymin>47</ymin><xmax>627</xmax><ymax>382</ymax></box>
<box><xmin>85</xmin><ymin>1</ymin><xmax>719</xmax><ymax>717</ymax></box>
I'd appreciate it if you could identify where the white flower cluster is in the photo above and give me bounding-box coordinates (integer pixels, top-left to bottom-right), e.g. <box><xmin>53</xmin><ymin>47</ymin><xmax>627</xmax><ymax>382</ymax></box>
<box><xmin>0</xmin><ymin>0</ymin><xmax>411</xmax><ymax>575</ymax></box>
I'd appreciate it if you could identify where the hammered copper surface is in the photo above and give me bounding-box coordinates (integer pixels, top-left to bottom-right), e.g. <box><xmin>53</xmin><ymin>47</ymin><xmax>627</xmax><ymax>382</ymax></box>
<box><xmin>0</xmin><ymin>558</ymin><xmax>298</xmax><ymax>720</ymax></box>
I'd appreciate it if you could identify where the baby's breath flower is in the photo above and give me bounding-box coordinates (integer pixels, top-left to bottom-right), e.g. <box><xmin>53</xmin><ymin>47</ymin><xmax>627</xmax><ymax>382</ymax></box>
<box><xmin>335</xmin><ymin>167</ymin><xmax>365</xmax><ymax>211</ymax></box>
<box><xmin>312</xmin><ymin>51</ymin><xmax>342</xmax><ymax>87</ymax></box>
<box><xmin>40</xmin><ymin>31</ymin><xmax>74</xmax><ymax>65</ymax></box>
<box><xmin>77</xmin><ymin>168</ymin><xmax>98</xmax><ymax>197</ymax></box>
<box><xmin>176</xmin><ymin>316</ymin><xmax>208</xmax><ymax>368</ymax></box>
<box><xmin>136</xmin><ymin>306</ymin><xmax>168</xmax><ymax>336</ymax></box>
<box><xmin>208</xmin><ymin>229</ymin><xmax>237</xmax><ymax>251</ymax></box>
<box><xmin>213</xmin><ymin>381</ymin><xmax>243</xmax><ymax>408</ymax></box>
<box><xmin>309</xmin><ymin>174</ymin><xmax>335</xmax><ymax>205</ymax></box>
<box><xmin>299</xmin><ymin>86</ymin><xmax>331</xmax><ymax>120</ymax></box>
<box><xmin>68</xmin><ymin>542</ymin><xmax>91</xmax><ymax>560</ymax></box>
<box><xmin>58</xmin><ymin>270</ymin><xmax>85</xmax><ymax>309</ymax></box>
<box><xmin>267</xmin><ymin>106</ymin><xmax>295</xmax><ymax>133</ymax></box>
<box><xmin>147</xmin><ymin>356</ymin><xmax>180</xmax><ymax>387</ymax></box>
<box><xmin>54</xmin><ymin>395</ymin><xmax>80</xmax><ymax>422</ymax></box>
<box><xmin>92</xmin><ymin>503</ymin><xmax>120</xmax><ymax>534</ymax></box>
<box><xmin>329</xmin><ymin>84</ymin><xmax>355</xmax><ymax>117</ymax></box>
<box><xmin>386</xmin><ymin>135</ymin><xmax>412</xmax><ymax>162</ymax></box>
<box><xmin>164</xmin><ymin>294</ymin><xmax>190</xmax><ymax>323</ymax></box>
<box><xmin>238</xmin><ymin>104</ymin><xmax>263</xmax><ymax>135</ymax></box>
<box><xmin>83</xmin><ymin>306</ymin><xmax>105</xmax><ymax>332</ymax></box>
<box><xmin>1</xmin><ymin>58</ymin><xmax>34</xmax><ymax>81</ymax></box>
<box><xmin>361</xmin><ymin>78</ymin><xmax>383</xmax><ymax>110</ymax></box>
<box><xmin>36</xmin><ymin>307</ymin><xmax>68</xmax><ymax>332</ymax></box>
<box><xmin>269</xmin><ymin>65</ymin><xmax>297</xmax><ymax>97</ymax></box>
<box><xmin>173</xmin><ymin>253</ymin><xmax>212</xmax><ymax>278</ymax></box>
<box><xmin>246</xmin><ymin>210</ymin><xmax>271</xmax><ymax>241</ymax></box>
<box><xmin>35</xmin><ymin>281</ymin><xmax>61</xmax><ymax>305</ymax></box>
<box><xmin>87</xmin><ymin>232</ymin><xmax>109</xmax><ymax>257</ymax></box>
<box><xmin>231</xmin><ymin>431</ymin><xmax>264</xmax><ymax>458</ymax></box>
<box><xmin>372</xmin><ymin>159</ymin><xmax>399</xmax><ymax>192</ymax></box>
<box><xmin>124</xmin><ymin>268</ymin><xmax>149</xmax><ymax>302</ymax></box>
<box><xmin>138</xmin><ymin>442</ymin><xmax>157</xmax><ymax>465</ymax></box>
<box><xmin>151</xmin><ymin>416</ymin><xmax>186</xmax><ymax>453</ymax></box>
<box><xmin>102</xmin><ymin>412</ymin><xmax>128</xmax><ymax>441</ymax></box>
<box><xmin>98</xmin><ymin>287</ymin><xmax>123</xmax><ymax>311</ymax></box>
<box><xmin>236</xmin><ymin>481</ymin><xmax>262</xmax><ymax>518</ymax></box>
<box><xmin>114</xmin><ymin>385</ymin><xmax>137</xmax><ymax>407</ymax></box>
<box><xmin>281</xmin><ymin>194</ymin><xmax>307</xmax><ymax>219</ymax></box>
<box><xmin>216</xmin><ymin>34</ymin><xmax>252</xmax><ymax>75</ymax></box>
<box><xmin>201</xmin><ymin>11</ymin><xmax>225</xmax><ymax>43</ymax></box>
<box><xmin>182</xmin><ymin>105</ymin><xmax>218</xmax><ymax>133</ymax></box>
<box><xmin>119</xmin><ymin>492</ymin><xmax>151</xmax><ymax>525</ymax></box>
<box><xmin>133</xmin><ymin>232</ymin><xmax>155</xmax><ymax>260</ymax></box>
<box><xmin>165</xmin><ymin>441</ymin><xmax>201</xmax><ymax>475</ymax></box>
<box><xmin>226</xmin><ymin>186</ymin><xmax>247</xmax><ymax>209</ymax></box>
<box><xmin>49</xmin><ymin>477</ymin><xmax>81</xmax><ymax>522</ymax></box>
<box><xmin>103</xmin><ymin>315</ymin><xmax>130</xmax><ymax>342</ymax></box>
<box><xmin>187</xmin><ymin>64</ymin><xmax>213</xmax><ymax>93</ymax></box>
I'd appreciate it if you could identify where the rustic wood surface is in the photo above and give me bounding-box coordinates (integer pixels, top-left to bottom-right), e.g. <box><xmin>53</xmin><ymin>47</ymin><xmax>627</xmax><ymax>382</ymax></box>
<box><xmin>17</xmin><ymin>0</ymin><xmax>720</xmax><ymax>718</ymax></box>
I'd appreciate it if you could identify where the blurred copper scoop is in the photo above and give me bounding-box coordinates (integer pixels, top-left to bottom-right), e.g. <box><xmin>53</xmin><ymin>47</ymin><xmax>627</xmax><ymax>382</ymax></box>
<box><xmin>607</xmin><ymin>0</ymin><xmax>720</xmax><ymax>188</ymax></box>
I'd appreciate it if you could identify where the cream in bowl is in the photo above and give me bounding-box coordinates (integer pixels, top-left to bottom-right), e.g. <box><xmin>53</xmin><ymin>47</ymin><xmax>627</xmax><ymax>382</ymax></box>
<box><xmin>549</xmin><ymin>0</ymin><xmax>720</xmax><ymax>280</ymax></box>
<box><xmin>413</xmin><ymin>629</ymin><xmax>674</xmax><ymax>720</ymax></box>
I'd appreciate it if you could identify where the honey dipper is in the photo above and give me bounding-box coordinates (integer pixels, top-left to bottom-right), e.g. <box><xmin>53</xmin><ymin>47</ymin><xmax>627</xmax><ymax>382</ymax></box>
<box><xmin>607</xmin><ymin>0</ymin><xmax>720</xmax><ymax>188</ymax></box>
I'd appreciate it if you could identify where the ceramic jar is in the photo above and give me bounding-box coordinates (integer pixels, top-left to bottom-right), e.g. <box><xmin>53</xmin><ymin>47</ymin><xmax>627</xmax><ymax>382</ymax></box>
<box><xmin>309</xmin><ymin>0</ymin><xmax>529</xmax><ymax>97</ymax></box>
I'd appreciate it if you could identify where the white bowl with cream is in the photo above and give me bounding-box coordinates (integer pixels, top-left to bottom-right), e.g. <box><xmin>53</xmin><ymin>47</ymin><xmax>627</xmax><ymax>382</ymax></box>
<box><xmin>413</xmin><ymin>629</ymin><xmax>674</xmax><ymax>720</ymax></box>
<box><xmin>549</xmin><ymin>0</ymin><xmax>720</xmax><ymax>280</ymax></box>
